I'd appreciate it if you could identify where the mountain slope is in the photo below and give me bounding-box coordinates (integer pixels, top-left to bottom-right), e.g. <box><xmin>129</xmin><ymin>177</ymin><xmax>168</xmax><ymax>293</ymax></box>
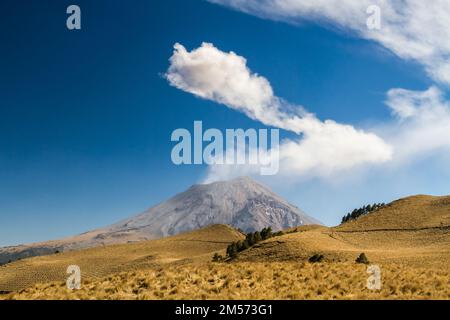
<box><xmin>3</xmin><ymin>194</ymin><xmax>450</xmax><ymax>298</ymax></box>
<box><xmin>336</xmin><ymin>195</ymin><xmax>450</xmax><ymax>232</ymax></box>
<box><xmin>0</xmin><ymin>224</ymin><xmax>244</xmax><ymax>292</ymax></box>
<box><xmin>0</xmin><ymin>177</ymin><xmax>318</xmax><ymax>264</ymax></box>
<box><xmin>234</xmin><ymin>195</ymin><xmax>450</xmax><ymax>267</ymax></box>
<box><xmin>106</xmin><ymin>176</ymin><xmax>320</xmax><ymax>238</ymax></box>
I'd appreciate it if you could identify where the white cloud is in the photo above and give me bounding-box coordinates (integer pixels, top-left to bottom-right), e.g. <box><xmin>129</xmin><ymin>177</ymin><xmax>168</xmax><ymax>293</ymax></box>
<box><xmin>383</xmin><ymin>86</ymin><xmax>450</xmax><ymax>162</ymax></box>
<box><xmin>209</xmin><ymin>0</ymin><xmax>450</xmax><ymax>86</ymax></box>
<box><xmin>166</xmin><ymin>43</ymin><xmax>393</xmax><ymax>181</ymax></box>
<box><xmin>386</xmin><ymin>86</ymin><xmax>442</xmax><ymax>120</ymax></box>
<box><xmin>166</xmin><ymin>43</ymin><xmax>280</xmax><ymax>127</ymax></box>
<box><xmin>200</xmin><ymin>85</ymin><xmax>450</xmax><ymax>183</ymax></box>
<box><xmin>280</xmin><ymin>119</ymin><xmax>393</xmax><ymax>177</ymax></box>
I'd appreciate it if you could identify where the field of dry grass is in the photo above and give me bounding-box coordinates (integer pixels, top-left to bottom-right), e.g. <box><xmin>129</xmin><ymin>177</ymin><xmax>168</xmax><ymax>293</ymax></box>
<box><xmin>1</xmin><ymin>194</ymin><xmax>449</xmax><ymax>300</ymax></box>
<box><xmin>4</xmin><ymin>262</ymin><xmax>449</xmax><ymax>300</ymax></box>
<box><xmin>235</xmin><ymin>226</ymin><xmax>450</xmax><ymax>269</ymax></box>
<box><xmin>0</xmin><ymin>224</ymin><xmax>244</xmax><ymax>292</ymax></box>
<box><xmin>234</xmin><ymin>196</ymin><xmax>450</xmax><ymax>270</ymax></box>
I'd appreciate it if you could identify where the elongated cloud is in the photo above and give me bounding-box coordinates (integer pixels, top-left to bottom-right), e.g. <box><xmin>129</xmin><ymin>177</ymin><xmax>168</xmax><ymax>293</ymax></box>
<box><xmin>166</xmin><ymin>43</ymin><xmax>283</xmax><ymax>128</ymax></box>
<box><xmin>209</xmin><ymin>0</ymin><xmax>450</xmax><ymax>85</ymax></box>
<box><xmin>166</xmin><ymin>43</ymin><xmax>393</xmax><ymax>180</ymax></box>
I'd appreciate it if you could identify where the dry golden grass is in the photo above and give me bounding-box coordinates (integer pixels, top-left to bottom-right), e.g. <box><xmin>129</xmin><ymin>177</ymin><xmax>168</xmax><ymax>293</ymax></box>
<box><xmin>4</xmin><ymin>262</ymin><xmax>449</xmax><ymax>300</ymax></box>
<box><xmin>235</xmin><ymin>195</ymin><xmax>450</xmax><ymax>270</ymax></box>
<box><xmin>1</xmin><ymin>194</ymin><xmax>449</xmax><ymax>300</ymax></box>
<box><xmin>337</xmin><ymin>195</ymin><xmax>450</xmax><ymax>231</ymax></box>
<box><xmin>235</xmin><ymin>227</ymin><xmax>450</xmax><ymax>269</ymax></box>
<box><xmin>0</xmin><ymin>224</ymin><xmax>244</xmax><ymax>292</ymax></box>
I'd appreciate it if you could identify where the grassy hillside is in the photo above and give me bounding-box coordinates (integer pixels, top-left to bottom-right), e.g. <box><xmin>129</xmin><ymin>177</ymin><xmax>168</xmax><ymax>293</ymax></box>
<box><xmin>1</xmin><ymin>194</ymin><xmax>450</xmax><ymax>300</ymax></box>
<box><xmin>234</xmin><ymin>226</ymin><xmax>450</xmax><ymax>268</ymax></box>
<box><xmin>235</xmin><ymin>196</ymin><xmax>450</xmax><ymax>268</ymax></box>
<box><xmin>0</xmin><ymin>224</ymin><xmax>244</xmax><ymax>292</ymax></box>
<box><xmin>337</xmin><ymin>195</ymin><xmax>450</xmax><ymax>231</ymax></box>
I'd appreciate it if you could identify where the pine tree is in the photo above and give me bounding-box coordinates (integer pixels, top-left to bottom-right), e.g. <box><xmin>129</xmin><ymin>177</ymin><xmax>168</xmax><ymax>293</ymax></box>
<box><xmin>226</xmin><ymin>242</ymin><xmax>238</xmax><ymax>258</ymax></box>
<box><xmin>254</xmin><ymin>231</ymin><xmax>262</xmax><ymax>243</ymax></box>
<box><xmin>262</xmin><ymin>227</ymin><xmax>273</xmax><ymax>240</ymax></box>
<box><xmin>246</xmin><ymin>232</ymin><xmax>256</xmax><ymax>246</ymax></box>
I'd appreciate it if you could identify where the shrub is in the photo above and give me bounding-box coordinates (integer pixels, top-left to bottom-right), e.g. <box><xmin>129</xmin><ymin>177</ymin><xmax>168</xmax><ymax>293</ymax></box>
<box><xmin>308</xmin><ymin>254</ymin><xmax>324</xmax><ymax>263</ymax></box>
<box><xmin>212</xmin><ymin>253</ymin><xmax>223</xmax><ymax>262</ymax></box>
<box><xmin>356</xmin><ymin>253</ymin><xmax>370</xmax><ymax>264</ymax></box>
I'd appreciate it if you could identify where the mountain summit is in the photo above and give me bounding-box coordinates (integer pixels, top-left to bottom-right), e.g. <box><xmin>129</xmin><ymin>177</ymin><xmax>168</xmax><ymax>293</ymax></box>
<box><xmin>0</xmin><ymin>177</ymin><xmax>319</xmax><ymax>264</ymax></box>
<box><xmin>106</xmin><ymin>176</ymin><xmax>320</xmax><ymax>239</ymax></box>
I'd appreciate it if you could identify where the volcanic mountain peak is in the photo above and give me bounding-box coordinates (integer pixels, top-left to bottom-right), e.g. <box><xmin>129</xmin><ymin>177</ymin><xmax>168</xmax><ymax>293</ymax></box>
<box><xmin>107</xmin><ymin>176</ymin><xmax>320</xmax><ymax>238</ymax></box>
<box><xmin>0</xmin><ymin>176</ymin><xmax>319</xmax><ymax>264</ymax></box>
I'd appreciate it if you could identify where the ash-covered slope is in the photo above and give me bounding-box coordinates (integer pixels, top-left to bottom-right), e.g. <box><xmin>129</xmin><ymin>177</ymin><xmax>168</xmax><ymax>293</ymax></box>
<box><xmin>106</xmin><ymin>176</ymin><xmax>320</xmax><ymax>238</ymax></box>
<box><xmin>0</xmin><ymin>177</ymin><xmax>319</xmax><ymax>264</ymax></box>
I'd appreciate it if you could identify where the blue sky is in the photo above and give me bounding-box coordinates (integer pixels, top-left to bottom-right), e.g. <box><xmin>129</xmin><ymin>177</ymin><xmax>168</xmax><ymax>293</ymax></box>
<box><xmin>0</xmin><ymin>0</ymin><xmax>449</xmax><ymax>246</ymax></box>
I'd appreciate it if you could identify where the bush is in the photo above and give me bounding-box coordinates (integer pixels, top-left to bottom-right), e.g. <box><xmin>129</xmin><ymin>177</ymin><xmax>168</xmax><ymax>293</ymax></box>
<box><xmin>212</xmin><ymin>253</ymin><xmax>223</xmax><ymax>262</ymax></box>
<box><xmin>308</xmin><ymin>254</ymin><xmax>324</xmax><ymax>263</ymax></box>
<box><xmin>356</xmin><ymin>253</ymin><xmax>370</xmax><ymax>264</ymax></box>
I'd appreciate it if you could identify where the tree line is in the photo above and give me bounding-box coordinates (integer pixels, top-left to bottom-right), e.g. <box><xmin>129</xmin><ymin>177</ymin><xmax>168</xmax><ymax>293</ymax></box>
<box><xmin>213</xmin><ymin>227</ymin><xmax>283</xmax><ymax>262</ymax></box>
<box><xmin>341</xmin><ymin>203</ymin><xmax>387</xmax><ymax>224</ymax></box>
